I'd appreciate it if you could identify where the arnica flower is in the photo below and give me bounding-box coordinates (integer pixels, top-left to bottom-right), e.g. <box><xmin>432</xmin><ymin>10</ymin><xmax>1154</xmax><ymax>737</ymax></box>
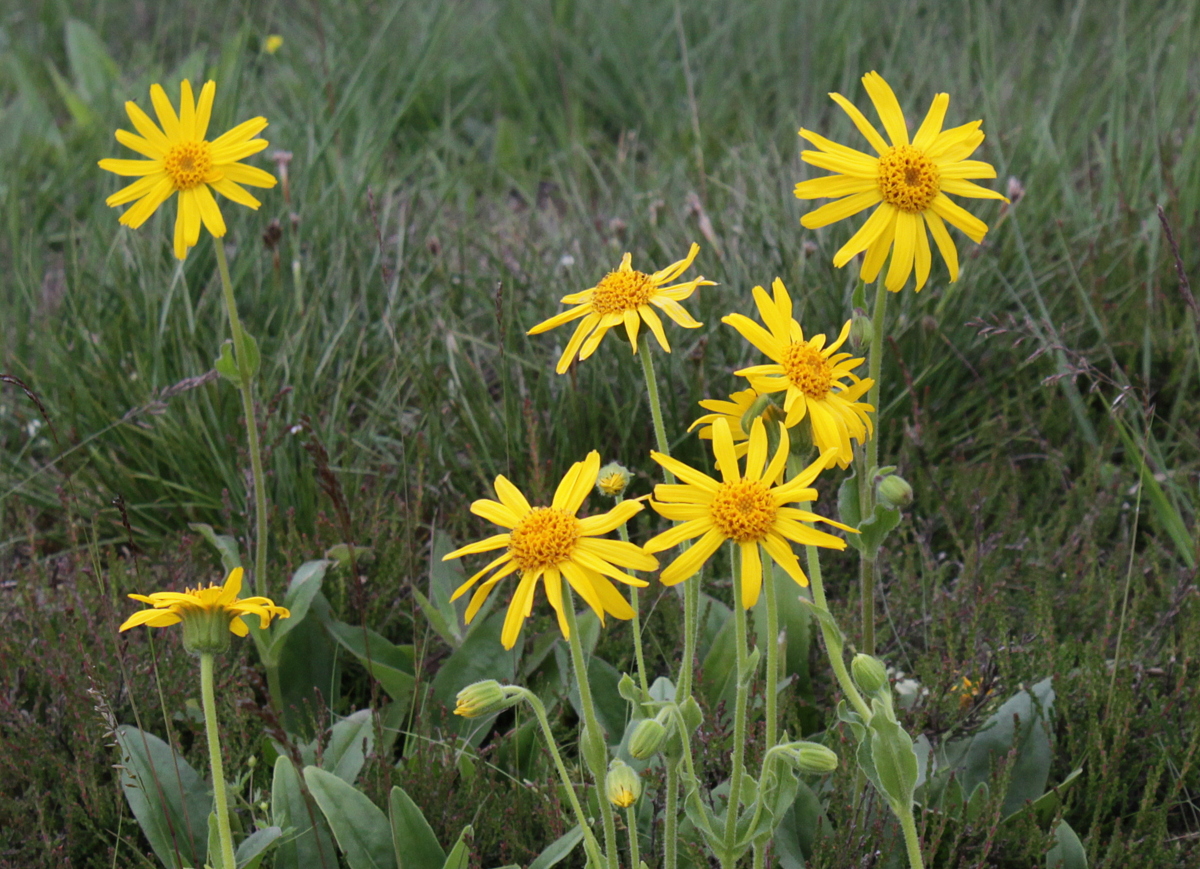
<box><xmin>794</xmin><ymin>71</ymin><xmax>1007</xmax><ymax>292</ymax></box>
<box><xmin>722</xmin><ymin>279</ymin><xmax>874</xmax><ymax>468</ymax></box>
<box><xmin>443</xmin><ymin>451</ymin><xmax>658</xmax><ymax>650</ymax></box>
<box><xmin>527</xmin><ymin>243</ymin><xmax>715</xmax><ymax>374</ymax></box>
<box><xmin>644</xmin><ymin>418</ymin><xmax>853</xmax><ymax>608</ymax></box>
<box><xmin>98</xmin><ymin>80</ymin><xmax>277</xmax><ymax>260</ymax></box>
<box><xmin>119</xmin><ymin>567</ymin><xmax>289</xmax><ymax>655</ymax></box>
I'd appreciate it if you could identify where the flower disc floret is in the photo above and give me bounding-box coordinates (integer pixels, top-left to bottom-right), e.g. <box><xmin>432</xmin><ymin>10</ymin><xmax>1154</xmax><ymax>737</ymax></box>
<box><xmin>877</xmin><ymin>144</ymin><xmax>941</xmax><ymax>212</ymax></box>
<box><xmin>709</xmin><ymin>480</ymin><xmax>778</xmax><ymax>543</ymax></box>
<box><xmin>508</xmin><ymin>508</ymin><xmax>581</xmax><ymax>571</ymax></box>
<box><xmin>781</xmin><ymin>342</ymin><xmax>834</xmax><ymax>399</ymax></box>
<box><xmin>591</xmin><ymin>269</ymin><xmax>656</xmax><ymax>314</ymax></box>
<box><xmin>163</xmin><ymin>141</ymin><xmax>214</xmax><ymax>190</ymax></box>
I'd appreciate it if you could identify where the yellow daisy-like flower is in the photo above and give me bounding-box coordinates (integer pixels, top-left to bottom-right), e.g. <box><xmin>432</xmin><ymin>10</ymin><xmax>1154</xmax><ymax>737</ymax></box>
<box><xmin>794</xmin><ymin>71</ymin><xmax>1007</xmax><ymax>292</ymax></box>
<box><xmin>643</xmin><ymin>418</ymin><xmax>853</xmax><ymax>609</ymax></box>
<box><xmin>119</xmin><ymin>567</ymin><xmax>289</xmax><ymax>654</ymax></box>
<box><xmin>722</xmin><ymin>279</ymin><xmax>873</xmax><ymax>468</ymax></box>
<box><xmin>443</xmin><ymin>451</ymin><xmax>658</xmax><ymax>650</ymax></box>
<box><xmin>527</xmin><ymin>243</ymin><xmax>715</xmax><ymax>374</ymax></box>
<box><xmin>98</xmin><ymin>80</ymin><xmax>277</xmax><ymax>260</ymax></box>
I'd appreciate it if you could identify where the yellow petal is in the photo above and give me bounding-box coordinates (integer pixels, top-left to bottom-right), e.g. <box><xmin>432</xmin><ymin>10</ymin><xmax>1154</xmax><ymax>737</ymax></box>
<box><xmin>931</xmin><ymin>193</ymin><xmax>988</xmax><ymax>243</ymax></box>
<box><xmin>220</xmin><ymin>163</ymin><xmax>278</xmax><ymax>189</ymax></box>
<box><xmin>832</xmin><ymin>203</ymin><xmax>894</xmax><ymax>267</ymax></box>
<box><xmin>194</xmin><ymin>184</ymin><xmax>227</xmax><ymax>238</ymax></box>
<box><xmin>149</xmin><ymin>83</ymin><xmax>181</xmax><ymax>140</ymax></box>
<box><xmin>924</xmin><ymin>210</ymin><xmax>959</xmax><ymax>281</ymax></box>
<box><xmin>862</xmin><ymin>71</ymin><xmax>908</xmax><ymax>147</ymax></box>
<box><xmin>739</xmin><ymin>542</ymin><xmax>764</xmax><ymax>609</ymax></box>
<box><xmin>826</xmin><ymin>93</ymin><xmax>890</xmax><ymax>155</ymax></box>
<box><xmin>800</xmin><ymin>190</ymin><xmax>883</xmax><ymax>230</ymax></box>
<box><xmin>912</xmin><ymin>93</ymin><xmax>949</xmax><ymax>150</ymax></box>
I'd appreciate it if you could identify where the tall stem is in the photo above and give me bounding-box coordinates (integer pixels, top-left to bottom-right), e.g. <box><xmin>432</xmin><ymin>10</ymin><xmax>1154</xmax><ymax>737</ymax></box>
<box><xmin>625</xmin><ymin>806</ymin><xmax>641</xmax><ymax>869</ymax></box>
<box><xmin>215</xmin><ymin>242</ymin><xmax>269</xmax><ymax>598</ymax></box>
<box><xmin>857</xmin><ymin>278</ymin><xmax>889</xmax><ymax>656</ymax></box>
<box><xmin>763</xmin><ymin>560</ymin><xmax>780</xmax><ymax>751</ymax></box>
<box><xmin>563</xmin><ymin>592</ymin><xmax>618</xmax><ymax>869</ymax></box>
<box><xmin>521</xmin><ymin>689</ymin><xmax>605</xmax><ymax>866</ymax></box>
<box><xmin>615</xmin><ymin>508</ymin><xmax>651</xmax><ymax>698</ymax></box>
<box><xmin>722</xmin><ymin>545</ymin><xmax>751</xmax><ymax>863</ymax></box>
<box><xmin>664</xmin><ymin>761</ymin><xmax>679</xmax><ymax>869</ymax></box>
<box><xmin>199</xmin><ymin>653</ymin><xmax>237</xmax><ymax>869</ymax></box>
<box><xmin>804</xmin><ymin>540</ymin><xmax>871</xmax><ymax>721</ymax></box>
<box><xmin>898</xmin><ymin>803</ymin><xmax>926</xmax><ymax>869</ymax></box>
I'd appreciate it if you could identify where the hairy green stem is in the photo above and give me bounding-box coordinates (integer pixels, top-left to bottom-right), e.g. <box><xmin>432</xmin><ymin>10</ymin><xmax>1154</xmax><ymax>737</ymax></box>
<box><xmin>664</xmin><ymin>761</ymin><xmax>679</xmax><ymax>869</ymax></box>
<box><xmin>615</xmin><ymin>506</ymin><xmax>651</xmax><ymax>698</ymax></box>
<box><xmin>898</xmin><ymin>803</ymin><xmax>925</xmax><ymax>869</ymax></box>
<box><xmin>763</xmin><ymin>559</ymin><xmax>780</xmax><ymax>751</ymax></box>
<box><xmin>563</xmin><ymin>593</ymin><xmax>618</xmax><ymax>869</ymax></box>
<box><xmin>214</xmin><ymin>242</ymin><xmax>269</xmax><ymax>598</ymax></box>
<box><xmin>857</xmin><ymin>278</ymin><xmax>889</xmax><ymax>656</ymax></box>
<box><xmin>199</xmin><ymin>653</ymin><xmax>237</xmax><ymax>869</ymax></box>
<box><xmin>805</xmin><ymin>540</ymin><xmax>871</xmax><ymax>721</ymax></box>
<box><xmin>625</xmin><ymin>805</ymin><xmax>640</xmax><ymax>868</ymax></box>
<box><xmin>722</xmin><ymin>545</ymin><xmax>751</xmax><ymax>863</ymax></box>
<box><xmin>519</xmin><ymin>689</ymin><xmax>605</xmax><ymax>866</ymax></box>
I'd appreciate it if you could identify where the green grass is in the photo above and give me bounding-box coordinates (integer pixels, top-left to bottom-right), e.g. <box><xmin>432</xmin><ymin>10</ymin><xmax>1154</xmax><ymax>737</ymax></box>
<box><xmin>2</xmin><ymin>0</ymin><xmax>1198</xmax><ymax>866</ymax></box>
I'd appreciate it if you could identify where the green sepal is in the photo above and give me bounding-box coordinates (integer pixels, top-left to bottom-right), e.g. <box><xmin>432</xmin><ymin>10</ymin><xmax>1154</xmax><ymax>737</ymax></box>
<box><xmin>579</xmin><ymin>723</ymin><xmax>608</xmax><ymax>779</ymax></box>
<box><xmin>836</xmin><ymin>700</ymin><xmax>867</xmax><ymax>743</ymax></box>
<box><xmin>867</xmin><ymin>710</ymin><xmax>919</xmax><ymax>815</ymax></box>
<box><xmin>215</xmin><ymin>331</ymin><xmax>261</xmax><ymax>386</ymax></box>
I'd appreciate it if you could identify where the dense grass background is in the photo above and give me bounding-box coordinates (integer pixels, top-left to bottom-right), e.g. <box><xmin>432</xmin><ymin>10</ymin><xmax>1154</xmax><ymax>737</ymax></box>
<box><xmin>1</xmin><ymin>0</ymin><xmax>1198</xmax><ymax>866</ymax></box>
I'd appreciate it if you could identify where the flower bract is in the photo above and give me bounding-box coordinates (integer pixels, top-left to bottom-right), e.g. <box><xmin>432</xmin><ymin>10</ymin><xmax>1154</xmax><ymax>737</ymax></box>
<box><xmin>119</xmin><ymin>567</ymin><xmax>289</xmax><ymax>654</ymax></box>
<box><xmin>99</xmin><ymin>80</ymin><xmax>277</xmax><ymax>260</ymax></box>
<box><xmin>722</xmin><ymin>279</ymin><xmax>873</xmax><ymax>468</ymax></box>
<box><xmin>644</xmin><ymin>418</ymin><xmax>853</xmax><ymax>608</ymax></box>
<box><xmin>527</xmin><ymin>243</ymin><xmax>714</xmax><ymax>374</ymax></box>
<box><xmin>443</xmin><ymin>451</ymin><xmax>657</xmax><ymax>649</ymax></box>
<box><xmin>794</xmin><ymin>71</ymin><xmax>1006</xmax><ymax>292</ymax></box>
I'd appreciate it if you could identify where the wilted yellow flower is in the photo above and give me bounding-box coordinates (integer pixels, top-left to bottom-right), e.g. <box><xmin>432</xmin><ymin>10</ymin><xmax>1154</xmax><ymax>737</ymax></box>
<box><xmin>644</xmin><ymin>418</ymin><xmax>853</xmax><ymax>608</ymax></box>
<box><xmin>119</xmin><ymin>567</ymin><xmax>288</xmax><ymax>654</ymax></box>
<box><xmin>99</xmin><ymin>80</ymin><xmax>277</xmax><ymax>259</ymax></box>
<box><xmin>443</xmin><ymin>451</ymin><xmax>658</xmax><ymax>649</ymax></box>
<box><xmin>795</xmin><ymin>71</ymin><xmax>1006</xmax><ymax>292</ymax></box>
<box><xmin>527</xmin><ymin>243</ymin><xmax>714</xmax><ymax>373</ymax></box>
<box><xmin>722</xmin><ymin>279</ymin><xmax>873</xmax><ymax>468</ymax></box>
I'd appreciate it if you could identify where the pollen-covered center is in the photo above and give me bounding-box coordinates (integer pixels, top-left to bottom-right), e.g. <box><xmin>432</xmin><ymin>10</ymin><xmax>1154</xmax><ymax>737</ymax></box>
<box><xmin>163</xmin><ymin>140</ymin><xmax>213</xmax><ymax>190</ymax></box>
<box><xmin>590</xmin><ymin>269</ymin><xmax>656</xmax><ymax>315</ymax></box>
<box><xmin>710</xmin><ymin>479</ymin><xmax>777</xmax><ymax>543</ymax></box>
<box><xmin>508</xmin><ymin>507</ymin><xmax>581</xmax><ymax>571</ymax></box>
<box><xmin>877</xmin><ymin>144</ymin><xmax>940</xmax><ymax>212</ymax></box>
<box><xmin>780</xmin><ymin>342</ymin><xmax>833</xmax><ymax>399</ymax></box>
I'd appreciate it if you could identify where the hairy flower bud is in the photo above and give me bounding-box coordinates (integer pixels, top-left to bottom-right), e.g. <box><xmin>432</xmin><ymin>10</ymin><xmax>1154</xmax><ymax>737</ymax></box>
<box><xmin>875</xmin><ymin>473</ymin><xmax>914</xmax><ymax>509</ymax></box>
<box><xmin>596</xmin><ymin>463</ymin><xmax>632</xmax><ymax>498</ymax></box>
<box><xmin>777</xmin><ymin>741</ymin><xmax>839</xmax><ymax>775</ymax></box>
<box><xmin>606</xmin><ymin>760</ymin><xmax>641</xmax><ymax>807</ymax></box>
<box><xmin>629</xmin><ymin>717</ymin><xmax>668</xmax><ymax>760</ymax></box>
<box><xmin>852</xmin><ymin>654</ymin><xmax>889</xmax><ymax>694</ymax></box>
<box><xmin>453</xmin><ymin>680</ymin><xmax>518</xmax><ymax>718</ymax></box>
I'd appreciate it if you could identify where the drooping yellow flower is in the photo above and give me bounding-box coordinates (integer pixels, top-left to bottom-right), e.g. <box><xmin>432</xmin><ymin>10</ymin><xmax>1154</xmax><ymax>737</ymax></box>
<box><xmin>443</xmin><ymin>451</ymin><xmax>657</xmax><ymax>649</ymax></box>
<box><xmin>644</xmin><ymin>418</ymin><xmax>853</xmax><ymax>608</ymax></box>
<box><xmin>527</xmin><ymin>243</ymin><xmax>714</xmax><ymax>374</ymax></box>
<box><xmin>794</xmin><ymin>71</ymin><xmax>1007</xmax><ymax>292</ymax></box>
<box><xmin>119</xmin><ymin>567</ymin><xmax>289</xmax><ymax>654</ymax></box>
<box><xmin>99</xmin><ymin>80</ymin><xmax>277</xmax><ymax>260</ymax></box>
<box><xmin>722</xmin><ymin>279</ymin><xmax>873</xmax><ymax>468</ymax></box>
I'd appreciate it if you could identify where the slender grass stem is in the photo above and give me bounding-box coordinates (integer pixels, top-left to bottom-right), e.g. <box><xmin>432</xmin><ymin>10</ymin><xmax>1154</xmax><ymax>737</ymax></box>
<box><xmin>563</xmin><ymin>592</ymin><xmax>618</xmax><ymax>869</ymax></box>
<box><xmin>214</xmin><ymin>242</ymin><xmax>269</xmax><ymax>599</ymax></box>
<box><xmin>199</xmin><ymin>653</ymin><xmax>237</xmax><ymax>869</ymax></box>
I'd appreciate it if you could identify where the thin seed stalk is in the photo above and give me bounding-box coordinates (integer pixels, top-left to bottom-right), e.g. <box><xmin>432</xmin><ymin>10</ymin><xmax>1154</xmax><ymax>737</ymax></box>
<box><xmin>199</xmin><ymin>653</ymin><xmax>237</xmax><ymax>869</ymax></box>
<box><xmin>214</xmin><ymin>242</ymin><xmax>269</xmax><ymax>598</ymax></box>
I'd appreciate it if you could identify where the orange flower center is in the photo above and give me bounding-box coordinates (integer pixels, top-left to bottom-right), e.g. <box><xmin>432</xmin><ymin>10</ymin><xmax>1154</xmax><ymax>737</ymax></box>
<box><xmin>508</xmin><ymin>507</ymin><xmax>581</xmax><ymax>571</ymax></box>
<box><xmin>709</xmin><ymin>479</ymin><xmax>777</xmax><ymax>544</ymax></box>
<box><xmin>781</xmin><ymin>342</ymin><xmax>833</xmax><ymax>399</ymax></box>
<box><xmin>164</xmin><ymin>141</ymin><xmax>213</xmax><ymax>190</ymax></box>
<box><xmin>877</xmin><ymin>144</ymin><xmax>940</xmax><ymax>212</ymax></box>
<box><xmin>591</xmin><ymin>269</ymin><xmax>656</xmax><ymax>315</ymax></box>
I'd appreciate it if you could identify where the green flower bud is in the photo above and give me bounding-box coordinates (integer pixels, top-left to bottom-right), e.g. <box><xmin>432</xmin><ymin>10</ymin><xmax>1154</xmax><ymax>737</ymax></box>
<box><xmin>852</xmin><ymin>653</ymin><xmax>889</xmax><ymax>694</ymax></box>
<box><xmin>875</xmin><ymin>473</ymin><xmax>914</xmax><ymax>509</ymax></box>
<box><xmin>629</xmin><ymin>717</ymin><xmax>668</xmax><ymax>760</ymax></box>
<box><xmin>850</xmin><ymin>309</ymin><xmax>873</xmax><ymax>353</ymax></box>
<box><xmin>453</xmin><ymin>680</ymin><xmax>517</xmax><ymax>718</ymax></box>
<box><xmin>606</xmin><ymin>760</ymin><xmax>641</xmax><ymax>807</ymax></box>
<box><xmin>596</xmin><ymin>462</ymin><xmax>632</xmax><ymax>498</ymax></box>
<box><xmin>790</xmin><ymin>742</ymin><xmax>839</xmax><ymax>775</ymax></box>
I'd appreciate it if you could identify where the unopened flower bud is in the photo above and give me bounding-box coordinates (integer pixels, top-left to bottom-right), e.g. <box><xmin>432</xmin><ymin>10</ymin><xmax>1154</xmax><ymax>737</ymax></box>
<box><xmin>453</xmin><ymin>680</ymin><xmax>517</xmax><ymax>718</ymax></box>
<box><xmin>875</xmin><ymin>473</ymin><xmax>914</xmax><ymax>509</ymax></box>
<box><xmin>629</xmin><ymin>717</ymin><xmax>668</xmax><ymax>759</ymax></box>
<box><xmin>852</xmin><ymin>654</ymin><xmax>889</xmax><ymax>694</ymax></box>
<box><xmin>777</xmin><ymin>741</ymin><xmax>839</xmax><ymax>774</ymax></box>
<box><xmin>606</xmin><ymin>760</ymin><xmax>641</xmax><ymax>807</ymax></box>
<box><xmin>849</xmin><ymin>310</ymin><xmax>873</xmax><ymax>353</ymax></box>
<box><xmin>596</xmin><ymin>463</ymin><xmax>632</xmax><ymax>498</ymax></box>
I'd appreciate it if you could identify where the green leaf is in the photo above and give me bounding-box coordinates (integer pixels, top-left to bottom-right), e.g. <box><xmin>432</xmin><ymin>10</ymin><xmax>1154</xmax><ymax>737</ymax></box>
<box><xmin>527</xmin><ymin>824</ymin><xmax>584</xmax><ymax>869</ymax></box>
<box><xmin>215</xmin><ymin>341</ymin><xmax>243</xmax><ymax>386</ymax></box>
<box><xmin>868</xmin><ymin>714</ymin><xmax>919</xmax><ymax>814</ymax></box>
<box><xmin>275</xmin><ymin>594</ymin><xmax>341</xmax><ymax>737</ymax></box>
<box><xmin>1014</xmin><ymin>766</ymin><xmax>1084</xmax><ymax>827</ymax></box>
<box><xmin>271</xmin><ymin>756</ymin><xmax>338</xmax><ymax>869</ymax></box>
<box><xmin>701</xmin><ymin>604</ymin><xmax>738</xmax><ymax>710</ymax></box>
<box><xmin>961</xmin><ymin>678</ymin><xmax>1055</xmax><ymax>818</ymax></box>
<box><xmin>188</xmin><ymin>523</ymin><xmax>243</xmax><ymax>572</ymax></box>
<box><xmin>208</xmin><ymin>811</ymin><xmax>224</xmax><ymax>869</ymax></box>
<box><xmin>772</xmin><ymin>779</ymin><xmax>824</xmax><ymax>866</ymax></box>
<box><xmin>113</xmin><ymin>725</ymin><xmax>210</xmax><ymax>869</ymax></box>
<box><xmin>304</xmin><ymin>767</ymin><xmax>397</xmax><ymax>869</ymax></box>
<box><xmin>388</xmin><ymin>786</ymin><xmax>445</xmax><ymax>869</ymax></box>
<box><xmin>430</xmin><ymin>611</ymin><xmax>519</xmax><ymax>743</ymax></box>
<box><xmin>1046</xmin><ymin>819</ymin><xmax>1088</xmax><ymax>869</ymax></box>
<box><xmin>324</xmin><ymin>619</ymin><xmax>416</xmax><ymax>707</ymax></box>
<box><xmin>324</xmin><ymin>709</ymin><xmax>375</xmax><ymax>784</ymax></box>
<box><xmin>567</xmin><ymin>650</ymin><xmax>627</xmax><ymax>746</ymax></box>
<box><xmin>440</xmin><ymin>825</ymin><xmax>473</xmax><ymax>869</ymax></box>
<box><xmin>858</xmin><ymin>503</ymin><xmax>902</xmax><ymax>559</ymax></box>
<box><xmin>266</xmin><ymin>560</ymin><xmax>329</xmax><ymax>661</ymax></box>
<box><xmin>837</xmin><ymin>471</ymin><xmax>862</xmax><ymax>535</ymax></box>
<box><xmin>236</xmin><ymin>826</ymin><xmax>283</xmax><ymax>869</ymax></box>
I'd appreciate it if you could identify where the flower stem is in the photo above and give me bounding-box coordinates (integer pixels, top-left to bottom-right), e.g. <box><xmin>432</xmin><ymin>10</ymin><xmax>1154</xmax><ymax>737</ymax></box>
<box><xmin>214</xmin><ymin>242</ymin><xmax>269</xmax><ymax>599</ymax></box>
<box><xmin>857</xmin><ymin>278</ymin><xmax>889</xmax><ymax>657</ymax></box>
<box><xmin>722</xmin><ymin>545</ymin><xmax>752</xmax><ymax>863</ymax></box>
<box><xmin>898</xmin><ymin>802</ymin><xmax>926</xmax><ymax>869</ymax></box>
<box><xmin>804</xmin><ymin>539</ymin><xmax>871</xmax><ymax>722</ymax></box>
<box><xmin>763</xmin><ymin>559</ymin><xmax>780</xmax><ymax>751</ymax></box>
<box><xmin>614</xmin><ymin>502</ymin><xmax>651</xmax><ymax>698</ymax></box>
<box><xmin>664</xmin><ymin>761</ymin><xmax>679</xmax><ymax>869</ymax></box>
<box><xmin>563</xmin><ymin>590</ymin><xmax>618</xmax><ymax>869</ymax></box>
<box><xmin>626</xmin><ymin>805</ymin><xmax>641</xmax><ymax>868</ymax></box>
<box><xmin>199</xmin><ymin>653</ymin><xmax>237</xmax><ymax>869</ymax></box>
<box><xmin>519</xmin><ymin>688</ymin><xmax>605</xmax><ymax>866</ymax></box>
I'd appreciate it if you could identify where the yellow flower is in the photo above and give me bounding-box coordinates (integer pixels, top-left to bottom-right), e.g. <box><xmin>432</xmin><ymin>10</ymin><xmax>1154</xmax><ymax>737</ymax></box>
<box><xmin>794</xmin><ymin>71</ymin><xmax>1007</xmax><ymax>292</ymax></box>
<box><xmin>644</xmin><ymin>418</ymin><xmax>853</xmax><ymax>608</ymax></box>
<box><xmin>98</xmin><ymin>80</ymin><xmax>277</xmax><ymax>260</ymax></box>
<box><xmin>264</xmin><ymin>35</ymin><xmax>284</xmax><ymax>55</ymax></box>
<box><xmin>527</xmin><ymin>243</ymin><xmax>714</xmax><ymax>374</ymax></box>
<box><xmin>722</xmin><ymin>279</ymin><xmax>873</xmax><ymax>468</ymax></box>
<box><xmin>119</xmin><ymin>567</ymin><xmax>289</xmax><ymax>654</ymax></box>
<box><xmin>443</xmin><ymin>451</ymin><xmax>658</xmax><ymax>650</ymax></box>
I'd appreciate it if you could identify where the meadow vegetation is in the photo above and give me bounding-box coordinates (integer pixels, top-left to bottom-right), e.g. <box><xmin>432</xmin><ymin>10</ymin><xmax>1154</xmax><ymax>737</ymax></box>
<box><xmin>1</xmin><ymin>0</ymin><xmax>1198</xmax><ymax>866</ymax></box>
